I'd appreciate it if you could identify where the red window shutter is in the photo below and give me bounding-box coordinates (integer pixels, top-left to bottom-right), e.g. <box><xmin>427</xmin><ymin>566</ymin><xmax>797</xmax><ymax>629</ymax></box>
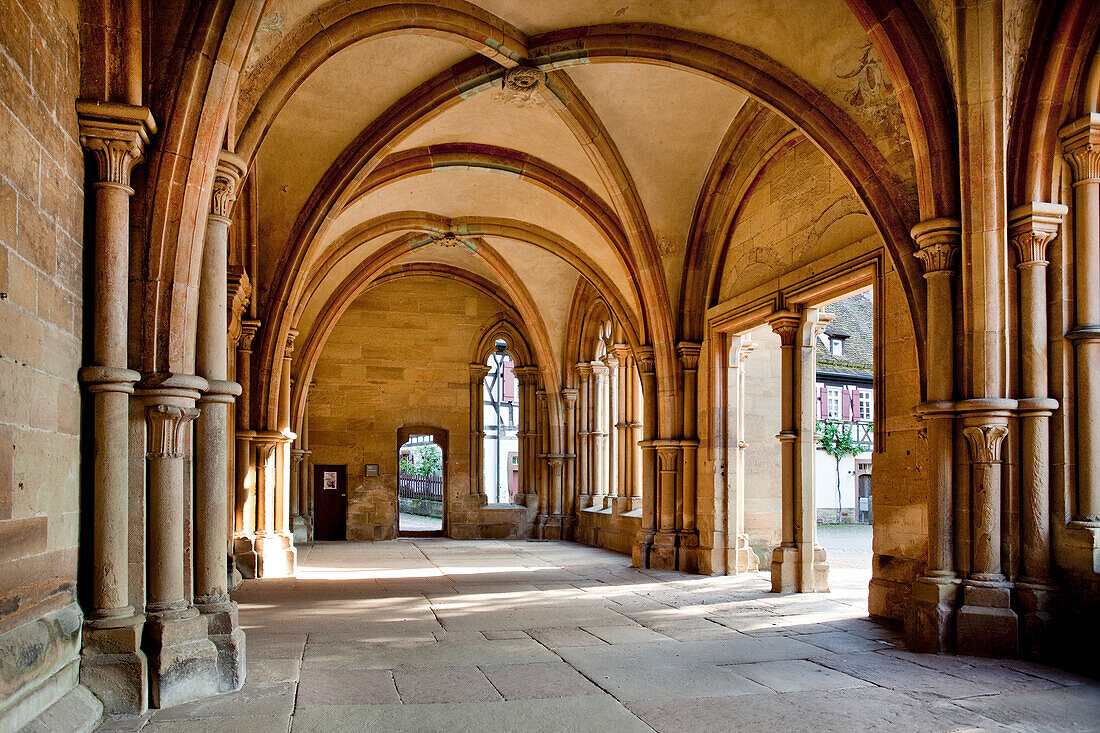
<box><xmin>851</xmin><ymin>389</ymin><xmax>861</xmax><ymax>420</ymax></box>
<box><xmin>818</xmin><ymin>386</ymin><xmax>828</xmax><ymax>419</ymax></box>
<box><xmin>502</xmin><ymin>361</ymin><xmax>515</xmax><ymax>401</ymax></box>
<box><xmin>841</xmin><ymin>387</ymin><xmax>852</xmax><ymax>420</ymax></box>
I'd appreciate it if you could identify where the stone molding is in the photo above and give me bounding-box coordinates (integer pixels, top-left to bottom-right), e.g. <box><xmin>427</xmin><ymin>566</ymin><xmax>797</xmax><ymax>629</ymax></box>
<box><xmin>76</xmin><ymin>100</ymin><xmax>156</xmax><ymax>188</ymax></box>
<box><xmin>504</xmin><ymin>65</ymin><xmax>547</xmax><ymax>91</ymax></box>
<box><xmin>1009</xmin><ymin>202</ymin><xmax>1068</xmax><ymax>266</ymax></box>
<box><xmin>768</xmin><ymin>310</ymin><xmax>801</xmax><ymax>346</ymax></box>
<box><xmin>227</xmin><ymin>268</ymin><xmax>252</xmax><ymax>347</ymax></box>
<box><xmin>561</xmin><ymin>388</ymin><xmax>578</xmax><ymax>405</ymax></box>
<box><xmin>210</xmin><ymin>150</ymin><xmax>247</xmax><ymax>222</ymax></box>
<box><xmin>961</xmin><ymin>424</ymin><xmax>1009</xmax><ymax>464</ymax></box>
<box><xmin>677</xmin><ymin>341</ymin><xmax>701</xmax><ymax>370</ymax></box>
<box><xmin>238</xmin><ymin>318</ymin><xmax>261</xmax><ymax>351</ymax></box>
<box><xmin>1060</xmin><ymin>114</ymin><xmax>1100</xmax><ymax>183</ymax></box>
<box><xmin>911</xmin><ymin>217</ymin><xmax>961</xmax><ymax>275</ymax></box>
<box><xmin>285</xmin><ymin>327</ymin><xmax>299</xmax><ymax>355</ymax></box>
<box><xmin>635</xmin><ymin>347</ymin><xmax>656</xmax><ymax>374</ymax></box>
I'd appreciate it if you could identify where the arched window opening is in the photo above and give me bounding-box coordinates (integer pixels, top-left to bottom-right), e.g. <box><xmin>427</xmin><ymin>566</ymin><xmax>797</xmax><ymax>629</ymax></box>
<box><xmin>483</xmin><ymin>340</ymin><xmax>520</xmax><ymax>504</ymax></box>
<box><xmin>398</xmin><ymin>435</ymin><xmax>443</xmax><ymax>534</ymax></box>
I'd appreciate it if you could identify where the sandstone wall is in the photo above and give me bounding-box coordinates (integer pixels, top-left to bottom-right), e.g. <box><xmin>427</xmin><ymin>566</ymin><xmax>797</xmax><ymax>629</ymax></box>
<box><xmin>0</xmin><ymin>0</ymin><xmax>91</xmax><ymax>728</ymax></box>
<box><xmin>309</xmin><ymin>275</ymin><xmax>531</xmax><ymax>541</ymax></box>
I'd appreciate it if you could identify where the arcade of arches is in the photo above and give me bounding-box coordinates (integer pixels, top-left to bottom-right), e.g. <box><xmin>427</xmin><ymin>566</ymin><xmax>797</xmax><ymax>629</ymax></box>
<box><xmin>3</xmin><ymin>0</ymin><xmax>1100</xmax><ymax>728</ymax></box>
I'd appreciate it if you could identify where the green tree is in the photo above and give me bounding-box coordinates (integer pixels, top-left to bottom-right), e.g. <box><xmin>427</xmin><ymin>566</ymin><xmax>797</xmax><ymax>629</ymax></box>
<box><xmin>816</xmin><ymin>420</ymin><xmax>864</xmax><ymax>522</ymax></box>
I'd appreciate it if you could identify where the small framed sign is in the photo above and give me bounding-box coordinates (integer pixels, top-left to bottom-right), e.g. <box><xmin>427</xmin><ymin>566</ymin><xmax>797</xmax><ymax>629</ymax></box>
<box><xmin>364</xmin><ymin>464</ymin><xmax>380</xmax><ymax>477</ymax></box>
<box><xmin>322</xmin><ymin>471</ymin><xmax>338</xmax><ymax>490</ymax></box>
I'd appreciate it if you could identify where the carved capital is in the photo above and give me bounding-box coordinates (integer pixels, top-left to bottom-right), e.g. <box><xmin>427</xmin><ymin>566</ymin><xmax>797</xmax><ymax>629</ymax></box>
<box><xmin>285</xmin><ymin>328</ymin><xmax>299</xmax><ymax>356</ymax></box>
<box><xmin>470</xmin><ymin>363</ymin><xmax>491</xmax><ymax>381</ymax></box>
<box><xmin>677</xmin><ymin>342</ymin><xmax>701</xmax><ymax>371</ymax></box>
<box><xmin>561</xmin><ymin>388</ymin><xmax>578</xmax><ymax>406</ymax></box>
<box><xmin>963</xmin><ymin>424</ymin><xmax>1009</xmax><ymax>464</ymax></box>
<box><xmin>1060</xmin><ymin>114</ymin><xmax>1100</xmax><ymax>183</ymax></box>
<box><xmin>656</xmin><ymin>444</ymin><xmax>681</xmax><ymax>472</ymax></box>
<box><xmin>636</xmin><ymin>347</ymin><xmax>656</xmax><ymax>375</ymax></box>
<box><xmin>1008</xmin><ymin>202</ymin><xmax>1067</xmax><ymax>266</ymax></box>
<box><xmin>576</xmin><ymin>362</ymin><xmax>593</xmax><ymax>379</ymax></box>
<box><xmin>238</xmin><ymin>318</ymin><xmax>261</xmax><ymax>351</ymax></box>
<box><xmin>146</xmin><ymin>404</ymin><xmax>200</xmax><ymax>459</ymax></box>
<box><xmin>227</xmin><ymin>268</ymin><xmax>253</xmax><ymax>346</ymax></box>
<box><xmin>911</xmin><ymin>217</ymin><xmax>961</xmax><ymax>275</ymax></box>
<box><xmin>210</xmin><ymin>150</ymin><xmax>247</xmax><ymax>221</ymax></box>
<box><xmin>77</xmin><ymin>101</ymin><xmax>156</xmax><ymax>188</ymax></box>
<box><xmin>768</xmin><ymin>310</ymin><xmax>801</xmax><ymax>346</ymax></box>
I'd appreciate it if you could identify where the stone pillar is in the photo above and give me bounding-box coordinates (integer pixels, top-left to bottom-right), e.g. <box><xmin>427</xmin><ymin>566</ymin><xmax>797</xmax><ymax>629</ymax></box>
<box><xmin>728</xmin><ymin>336</ymin><xmax>760</xmax><ymax>573</ymax></box>
<box><xmin>907</xmin><ymin>218</ymin><xmax>962</xmax><ymax>652</ymax></box>
<box><xmin>247</xmin><ymin>431</ymin><xmax>291</xmax><ymax>577</ymax></box>
<box><xmin>591</xmin><ymin>362</ymin><xmax>610</xmax><ymax>506</ymax></box>
<box><xmin>536</xmin><ymin>389</ymin><xmax>550</xmax><ymax>535</ymax></box>
<box><xmin>631</xmin><ymin>361</ymin><xmax>644</xmax><ymax>506</ymax></box>
<box><xmin>300</xmin><ymin>387</ymin><xmax>314</xmax><ymax>538</ymax></box>
<box><xmin>604</xmin><ymin>354</ymin><xmax>620</xmax><ymax>502</ymax></box>
<box><xmin>562</xmin><ymin>388</ymin><xmax>578</xmax><ymax>519</ymax></box>
<box><xmin>290</xmin><ymin>449</ymin><xmax>307</xmax><ymax>543</ymax></box>
<box><xmin>194</xmin><ymin>150</ymin><xmax>246</xmax><ymax>692</ymax></box>
<box><xmin>232</xmin><ymin>320</ymin><xmax>259</xmax><ymax>576</ymax></box>
<box><xmin>798</xmin><ymin>311</ymin><xmax>831</xmax><ymax>592</ymax></box>
<box><xmin>678</xmin><ymin>342</ymin><xmax>701</xmax><ymax>570</ymax></box>
<box><xmin>769</xmin><ymin>312</ymin><xmax>801</xmax><ymax>592</ymax></box>
<box><xmin>470</xmin><ymin>364</ymin><xmax>491</xmax><ymax>503</ymax></box>
<box><xmin>651</xmin><ymin>441</ymin><xmax>682</xmax><ymax>569</ymax></box>
<box><xmin>576</xmin><ymin>363</ymin><xmax>592</xmax><ymax>509</ymax></box>
<box><xmin>278</xmin><ymin>332</ymin><xmax>298</xmax><ymax>542</ymax></box>
<box><xmin>956</xmin><ymin>411</ymin><xmax>1018</xmax><ymax>656</ymax></box>
<box><xmin>76</xmin><ymin>101</ymin><xmax>156</xmax><ymax>715</ymax></box>
<box><xmin>1009</xmin><ymin>203</ymin><xmax>1066</xmax><ymax>656</ymax></box>
<box><xmin>142</xmin><ymin>376</ymin><xmax>220</xmax><ymax>708</ymax></box>
<box><xmin>633</xmin><ymin>348</ymin><xmax>658</xmax><ymax>567</ymax></box>
<box><xmin>1060</xmin><ymin>116</ymin><xmax>1100</xmax><ymax>572</ymax></box>
<box><xmin>613</xmin><ymin>345</ymin><xmax>633</xmax><ymax>511</ymax></box>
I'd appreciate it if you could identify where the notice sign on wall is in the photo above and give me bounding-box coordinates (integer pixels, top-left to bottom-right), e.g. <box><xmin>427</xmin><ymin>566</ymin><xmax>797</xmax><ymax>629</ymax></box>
<box><xmin>323</xmin><ymin>471</ymin><xmax>338</xmax><ymax>490</ymax></box>
<box><xmin>364</xmin><ymin>464</ymin><xmax>380</xmax><ymax>477</ymax></box>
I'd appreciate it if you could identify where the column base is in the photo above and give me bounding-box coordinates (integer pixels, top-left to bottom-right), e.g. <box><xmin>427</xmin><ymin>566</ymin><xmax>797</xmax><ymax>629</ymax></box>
<box><xmin>650</xmin><ymin>531</ymin><xmax>679</xmax><ymax>570</ymax></box>
<box><xmin>145</xmin><ymin>608</ymin><xmax>219</xmax><ymax>708</ymax></box>
<box><xmin>540</xmin><ymin>514</ymin><xmax>564</xmax><ymax>540</ymax></box>
<box><xmin>771</xmin><ymin>544</ymin><xmax>799</xmax><ymax>592</ymax></box>
<box><xmin>811</xmin><ymin>545</ymin><xmax>830</xmax><ymax>593</ymax></box>
<box><xmin>197</xmin><ymin>599</ymin><xmax>246</xmax><ymax>692</ymax></box>
<box><xmin>677</xmin><ymin>531</ymin><xmax>700</xmax><ymax>574</ymax></box>
<box><xmin>234</xmin><ymin>533</ymin><xmax>297</xmax><ymax>578</ymax></box>
<box><xmin>904</xmin><ymin>574</ymin><xmax>959</xmax><ymax>653</ymax></box>
<box><xmin>633</xmin><ymin>530</ymin><xmax>654</xmax><ymax>568</ymax></box>
<box><xmin>1015</xmin><ymin>581</ymin><xmax>1056</xmax><ymax>659</ymax></box>
<box><xmin>561</xmin><ymin>514</ymin><xmax>577</xmax><ymax>541</ymax></box>
<box><xmin>733</xmin><ymin>534</ymin><xmax>760</xmax><ymax>573</ymax></box>
<box><xmin>1064</xmin><ymin>521</ymin><xmax>1100</xmax><ymax>574</ymax></box>
<box><xmin>80</xmin><ymin>615</ymin><xmax>148</xmax><ymax>715</ymax></box>
<box><xmin>291</xmin><ymin>514</ymin><xmax>310</xmax><ymax>544</ymax></box>
<box><xmin>956</xmin><ymin>581</ymin><xmax>1019</xmax><ymax>657</ymax></box>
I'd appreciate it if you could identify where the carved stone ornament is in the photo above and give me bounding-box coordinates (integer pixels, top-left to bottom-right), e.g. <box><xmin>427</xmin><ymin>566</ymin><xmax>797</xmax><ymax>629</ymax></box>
<box><xmin>677</xmin><ymin>342</ymin><xmax>702</xmax><ymax>371</ymax></box>
<box><xmin>210</xmin><ymin>151</ymin><xmax>247</xmax><ymax>221</ymax></box>
<box><xmin>504</xmin><ymin>66</ymin><xmax>547</xmax><ymax>91</ymax></box>
<box><xmin>911</xmin><ymin>217</ymin><xmax>961</xmax><ymax>275</ymax></box>
<box><xmin>76</xmin><ymin>100</ymin><xmax>156</xmax><ymax>188</ymax></box>
<box><xmin>227</xmin><ymin>268</ymin><xmax>253</xmax><ymax>346</ymax></box>
<box><xmin>1060</xmin><ymin>114</ymin><xmax>1100</xmax><ymax>183</ymax></box>
<box><xmin>146</xmin><ymin>404</ymin><xmax>200</xmax><ymax>459</ymax></box>
<box><xmin>238</xmin><ymin>318</ymin><xmax>261</xmax><ymax>351</ymax></box>
<box><xmin>656</xmin><ymin>445</ymin><xmax>681</xmax><ymax>472</ymax></box>
<box><xmin>1008</xmin><ymin>202</ymin><xmax>1067</xmax><ymax>266</ymax></box>
<box><xmin>962</xmin><ymin>424</ymin><xmax>1009</xmax><ymax>464</ymax></box>
<box><xmin>768</xmin><ymin>311</ymin><xmax>801</xmax><ymax>347</ymax></box>
<box><xmin>635</xmin><ymin>348</ymin><xmax>656</xmax><ymax>375</ymax></box>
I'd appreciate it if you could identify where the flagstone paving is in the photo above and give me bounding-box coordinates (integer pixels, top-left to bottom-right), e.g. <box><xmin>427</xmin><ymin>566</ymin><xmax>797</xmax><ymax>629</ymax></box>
<box><xmin>96</xmin><ymin>539</ymin><xmax>1100</xmax><ymax>732</ymax></box>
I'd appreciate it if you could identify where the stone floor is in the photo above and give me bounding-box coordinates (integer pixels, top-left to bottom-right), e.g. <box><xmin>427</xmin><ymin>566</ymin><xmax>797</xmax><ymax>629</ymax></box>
<box><xmin>398</xmin><ymin>512</ymin><xmax>443</xmax><ymax>532</ymax></box>
<box><xmin>96</xmin><ymin>539</ymin><xmax>1099</xmax><ymax>732</ymax></box>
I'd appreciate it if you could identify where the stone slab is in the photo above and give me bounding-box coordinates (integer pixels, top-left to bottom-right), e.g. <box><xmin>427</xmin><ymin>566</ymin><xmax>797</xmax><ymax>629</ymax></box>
<box><xmin>950</xmin><ymin>685</ymin><xmax>1100</xmax><ymax>732</ymax></box>
<box><xmin>150</xmin><ymin>682</ymin><xmax>295</xmax><ymax>721</ymax></box>
<box><xmin>581</xmin><ymin>625</ymin><xmax>671</xmax><ymax>645</ymax></box>
<box><xmin>725</xmin><ymin>659</ymin><xmax>870</xmax><ymax>693</ymax></box>
<box><xmin>479</xmin><ymin>662</ymin><xmax>603</xmax><ymax>699</ymax></box>
<box><xmin>584</xmin><ymin>663</ymin><xmax>770</xmax><ymax>701</ymax></box>
<box><xmin>393</xmin><ymin>666</ymin><xmax>502</xmax><ymax>703</ymax></box>
<box><xmin>303</xmin><ymin>637</ymin><xmax>557</xmax><ymax>670</ymax></box>
<box><xmin>297</xmin><ymin>668</ymin><xmax>400</xmax><ymax>705</ymax></box>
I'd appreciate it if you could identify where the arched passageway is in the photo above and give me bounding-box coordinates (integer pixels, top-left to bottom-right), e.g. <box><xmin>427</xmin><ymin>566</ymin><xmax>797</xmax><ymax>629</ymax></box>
<box><xmin>5</xmin><ymin>1</ymin><xmax>1100</xmax><ymax>729</ymax></box>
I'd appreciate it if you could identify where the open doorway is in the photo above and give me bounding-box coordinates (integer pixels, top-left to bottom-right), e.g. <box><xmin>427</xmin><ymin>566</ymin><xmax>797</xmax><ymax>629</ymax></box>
<box><xmin>812</xmin><ymin>289</ymin><xmax>874</xmax><ymax>574</ymax></box>
<box><xmin>397</xmin><ymin>430</ymin><xmax>445</xmax><ymax>536</ymax></box>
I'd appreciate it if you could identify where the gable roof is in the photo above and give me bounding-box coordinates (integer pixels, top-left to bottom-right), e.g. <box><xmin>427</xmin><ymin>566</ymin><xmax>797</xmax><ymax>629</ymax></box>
<box><xmin>817</xmin><ymin>290</ymin><xmax>872</xmax><ymax>379</ymax></box>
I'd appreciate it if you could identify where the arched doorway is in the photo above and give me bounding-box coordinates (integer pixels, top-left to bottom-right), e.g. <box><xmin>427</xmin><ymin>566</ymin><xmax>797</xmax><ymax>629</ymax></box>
<box><xmin>397</xmin><ymin>426</ymin><xmax>448</xmax><ymax>537</ymax></box>
<box><xmin>482</xmin><ymin>340</ymin><xmax>520</xmax><ymax>505</ymax></box>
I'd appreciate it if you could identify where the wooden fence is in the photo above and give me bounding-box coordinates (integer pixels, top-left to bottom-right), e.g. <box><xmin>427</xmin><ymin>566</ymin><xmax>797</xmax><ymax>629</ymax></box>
<box><xmin>398</xmin><ymin>473</ymin><xmax>443</xmax><ymax>501</ymax></box>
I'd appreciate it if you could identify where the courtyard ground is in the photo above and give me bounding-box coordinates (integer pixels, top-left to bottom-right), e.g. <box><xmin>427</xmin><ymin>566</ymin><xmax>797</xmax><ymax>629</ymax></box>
<box><xmin>95</xmin><ymin>539</ymin><xmax>1099</xmax><ymax>732</ymax></box>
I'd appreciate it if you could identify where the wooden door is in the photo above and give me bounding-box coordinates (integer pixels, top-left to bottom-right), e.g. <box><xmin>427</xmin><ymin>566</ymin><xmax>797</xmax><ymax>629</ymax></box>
<box><xmin>314</xmin><ymin>465</ymin><xmax>347</xmax><ymax>540</ymax></box>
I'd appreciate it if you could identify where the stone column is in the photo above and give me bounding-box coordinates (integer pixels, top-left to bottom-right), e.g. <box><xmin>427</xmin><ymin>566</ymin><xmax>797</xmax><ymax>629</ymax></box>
<box><xmin>728</xmin><ymin>335</ymin><xmax>760</xmax><ymax>573</ymax></box>
<box><xmin>562</xmin><ymin>388</ymin><xmax>578</xmax><ymax>519</ymax></box>
<box><xmin>278</xmin><ymin>332</ymin><xmax>298</xmax><ymax>544</ymax></box>
<box><xmin>798</xmin><ymin>311</ymin><xmax>831</xmax><ymax>592</ymax></box>
<box><xmin>631</xmin><ymin>361</ymin><xmax>644</xmax><ymax>506</ymax></box>
<box><xmin>907</xmin><ymin>219</ymin><xmax>962</xmax><ymax>652</ymax></box>
<box><xmin>248</xmin><ymin>431</ymin><xmax>288</xmax><ymax>577</ymax></box>
<box><xmin>469</xmin><ymin>364</ymin><xmax>491</xmax><ymax>503</ymax></box>
<box><xmin>956</xmin><ymin>412</ymin><xmax>1018</xmax><ymax>656</ymax></box>
<box><xmin>604</xmin><ymin>354</ymin><xmax>620</xmax><ymax>502</ymax></box>
<box><xmin>633</xmin><ymin>348</ymin><xmax>658</xmax><ymax>567</ymax></box>
<box><xmin>576</xmin><ymin>363</ymin><xmax>593</xmax><ymax>509</ymax></box>
<box><xmin>678</xmin><ymin>342</ymin><xmax>701</xmax><ymax>571</ymax></box>
<box><xmin>76</xmin><ymin>101</ymin><xmax>155</xmax><ymax>715</ymax></box>
<box><xmin>536</xmin><ymin>389</ymin><xmax>550</xmax><ymax>535</ymax></box>
<box><xmin>234</xmin><ymin>320</ymin><xmax>259</xmax><ymax>538</ymax></box>
<box><xmin>194</xmin><ymin>150</ymin><xmax>246</xmax><ymax>692</ymax></box>
<box><xmin>651</xmin><ymin>441</ymin><xmax>682</xmax><ymax>569</ymax></box>
<box><xmin>1009</xmin><ymin>203</ymin><xmax>1066</xmax><ymax>656</ymax></box>
<box><xmin>591</xmin><ymin>362</ymin><xmax>610</xmax><ymax>506</ymax></box>
<box><xmin>1060</xmin><ymin>117</ymin><xmax>1100</xmax><ymax>570</ymax></box>
<box><xmin>613</xmin><ymin>344</ymin><xmax>633</xmax><ymax>511</ymax></box>
<box><xmin>769</xmin><ymin>312</ymin><xmax>801</xmax><ymax>592</ymax></box>
<box><xmin>300</xmin><ymin>386</ymin><xmax>314</xmax><ymax>538</ymax></box>
<box><xmin>142</xmin><ymin>376</ymin><xmax>220</xmax><ymax>708</ymax></box>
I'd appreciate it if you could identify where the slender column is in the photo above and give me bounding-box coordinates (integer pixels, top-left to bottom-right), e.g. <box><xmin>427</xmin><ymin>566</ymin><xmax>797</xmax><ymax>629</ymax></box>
<box><xmin>536</xmin><ymin>389</ymin><xmax>550</xmax><ymax>534</ymax></box>
<box><xmin>142</xmin><ymin>376</ymin><xmax>220</xmax><ymax>707</ymax></box>
<box><xmin>798</xmin><ymin>311</ymin><xmax>831</xmax><ymax>592</ymax></box>
<box><xmin>523</xmin><ymin>370</ymin><xmax>537</xmax><ymax>503</ymax></box>
<box><xmin>1061</xmin><ymin>117</ymin><xmax>1100</xmax><ymax>530</ymax></box>
<box><xmin>604</xmin><ymin>354</ymin><xmax>620</xmax><ymax>501</ymax></box>
<box><xmin>728</xmin><ymin>336</ymin><xmax>760</xmax><ymax>573</ymax></box>
<box><xmin>631</xmin><ymin>361</ymin><xmax>644</xmax><ymax>503</ymax></box>
<box><xmin>907</xmin><ymin>219</ymin><xmax>962</xmax><ymax>652</ymax></box>
<box><xmin>576</xmin><ymin>364</ymin><xmax>593</xmax><ymax>508</ymax></box>
<box><xmin>248</xmin><ymin>431</ymin><xmax>289</xmax><ymax>577</ymax></box>
<box><xmin>562</xmin><ymin>389</ymin><xmax>578</xmax><ymax>518</ymax></box>
<box><xmin>469</xmin><ymin>364</ymin><xmax>491</xmax><ymax>502</ymax></box>
<box><xmin>1009</xmin><ymin>203</ymin><xmax>1065</xmax><ymax>655</ymax></box>
<box><xmin>76</xmin><ymin>101</ymin><xmax>155</xmax><ymax>714</ymax></box>
<box><xmin>591</xmin><ymin>362</ymin><xmax>610</xmax><ymax>505</ymax></box>
<box><xmin>194</xmin><ymin>151</ymin><xmax>247</xmax><ymax>691</ymax></box>
<box><xmin>769</xmin><ymin>313</ymin><xmax>801</xmax><ymax>592</ymax></box>
<box><xmin>278</xmin><ymin>332</ymin><xmax>297</xmax><ymax>538</ymax></box>
<box><xmin>633</xmin><ymin>348</ymin><xmax>658</xmax><ymax>567</ymax></box>
<box><xmin>234</xmin><ymin>320</ymin><xmax>259</xmax><ymax>538</ymax></box>
<box><xmin>678</xmin><ymin>343</ymin><xmax>701</xmax><ymax>535</ymax></box>
<box><xmin>613</xmin><ymin>344</ymin><xmax>632</xmax><ymax>506</ymax></box>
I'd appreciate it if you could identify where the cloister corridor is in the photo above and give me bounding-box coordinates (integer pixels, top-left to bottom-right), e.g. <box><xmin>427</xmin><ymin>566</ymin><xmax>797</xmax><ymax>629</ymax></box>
<box><xmin>93</xmin><ymin>540</ymin><xmax>1099</xmax><ymax>733</ymax></box>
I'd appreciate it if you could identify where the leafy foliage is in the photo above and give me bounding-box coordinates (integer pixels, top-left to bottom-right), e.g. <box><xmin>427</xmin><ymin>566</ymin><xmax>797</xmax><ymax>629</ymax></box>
<box><xmin>400</xmin><ymin>444</ymin><xmax>443</xmax><ymax>477</ymax></box>
<box><xmin>816</xmin><ymin>420</ymin><xmax>864</xmax><ymax>521</ymax></box>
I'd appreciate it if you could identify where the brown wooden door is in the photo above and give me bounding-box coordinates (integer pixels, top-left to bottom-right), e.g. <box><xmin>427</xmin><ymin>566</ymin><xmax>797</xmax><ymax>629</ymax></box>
<box><xmin>314</xmin><ymin>465</ymin><xmax>347</xmax><ymax>540</ymax></box>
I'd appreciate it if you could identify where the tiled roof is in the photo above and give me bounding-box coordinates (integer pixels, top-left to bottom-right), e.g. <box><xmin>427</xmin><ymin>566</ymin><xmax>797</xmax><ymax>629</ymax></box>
<box><xmin>817</xmin><ymin>290</ymin><xmax>872</xmax><ymax>379</ymax></box>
